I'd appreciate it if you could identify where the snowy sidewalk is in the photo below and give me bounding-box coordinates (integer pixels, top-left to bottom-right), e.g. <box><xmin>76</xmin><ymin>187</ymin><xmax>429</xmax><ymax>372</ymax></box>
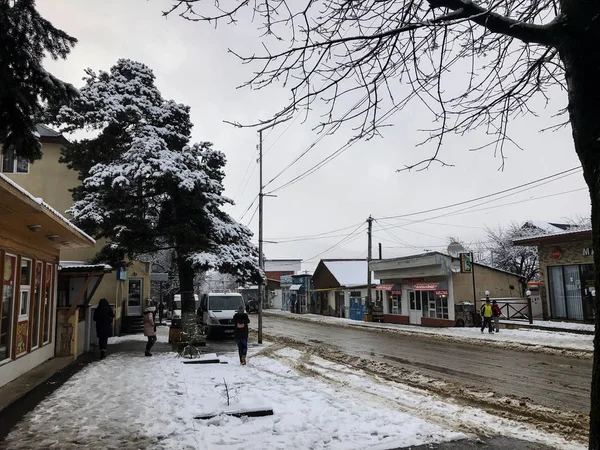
<box><xmin>1</xmin><ymin>335</ymin><xmax>585</xmax><ymax>450</ymax></box>
<box><xmin>263</xmin><ymin>310</ymin><xmax>593</xmax><ymax>355</ymax></box>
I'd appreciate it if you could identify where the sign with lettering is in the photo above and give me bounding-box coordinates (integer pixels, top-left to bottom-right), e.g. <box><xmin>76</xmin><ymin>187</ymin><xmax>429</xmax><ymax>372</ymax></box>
<box><xmin>584</xmin><ymin>248</ymin><xmax>594</xmax><ymax>257</ymax></box>
<box><xmin>376</xmin><ymin>284</ymin><xmax>394</xmax><ymax>291</ymax></box>
<box><xmin>413</xmin><ymin>282</ymin><xmax>439</xmax><ymax>291</ymax></box>
<box><xmin>435</xmin><ymin>290</ymin><xmax>449</xmax><ymax>296</ymax></box>
<box><xmin>460</xmin><ymin>252</ymin><xmax>472</xmax><ymax>273</ymax></box>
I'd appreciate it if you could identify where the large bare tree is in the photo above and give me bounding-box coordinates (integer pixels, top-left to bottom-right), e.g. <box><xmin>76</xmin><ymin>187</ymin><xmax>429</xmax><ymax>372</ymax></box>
<box><xmin>164</xmin><ymin>1</ymin><xmax>600</xmax><ymax>447</ymax></box>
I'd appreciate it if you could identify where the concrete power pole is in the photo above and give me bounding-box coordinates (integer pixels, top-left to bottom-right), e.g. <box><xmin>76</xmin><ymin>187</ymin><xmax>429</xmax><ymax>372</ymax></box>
<box><xmin>256</xmin><ymin>118</ymin><xmax>289</xmax><ymax>345</ymax></box>
<box><xmin>367</xmin><ymin>216</ymin><xmax>373</xmax><ymax>308</ymax></box>
<box><xmin>258</xmin><ymin>129</ymin><xmax>264</xmax><ymax>344</ymax></box>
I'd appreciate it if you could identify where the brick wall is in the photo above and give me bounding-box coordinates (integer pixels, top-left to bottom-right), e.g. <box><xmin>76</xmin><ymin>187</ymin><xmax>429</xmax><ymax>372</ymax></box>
<box><xmin>421</xmin><ymin>317</ymin><xmax>455</xmax><ymax>327</ymax></box>
<box><xmin>383</xmin><ymin>314</ymin><xmax>409</xmax><ymax>324</ymax></box>
<box><xmin>538</xmin><ymin>239</ymin><xmax>593</xmax><ymax>319</ymax></box>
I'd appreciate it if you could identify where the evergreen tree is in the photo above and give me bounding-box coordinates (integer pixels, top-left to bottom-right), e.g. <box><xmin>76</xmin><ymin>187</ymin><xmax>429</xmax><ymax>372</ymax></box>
<box><xmin>0</xmin><ymin>0</ymin><xmax>78</xmax><ymax>161</ymax></box>
<box><xmin>57</xmin><ymin>59</ymin><xmax>262</xmax><ymax>335</ymax></box>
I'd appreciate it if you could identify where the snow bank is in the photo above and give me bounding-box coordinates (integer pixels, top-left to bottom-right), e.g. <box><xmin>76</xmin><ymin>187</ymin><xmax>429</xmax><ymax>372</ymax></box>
<box><xmin>4</xmin><ymin>345</ymin><xmax>465</xmax><ymax>450</ymax></box>
<box><xmin>264</xmin><ymin>310</ymin><xmax>593</xmax><ymax>353</ymax></box>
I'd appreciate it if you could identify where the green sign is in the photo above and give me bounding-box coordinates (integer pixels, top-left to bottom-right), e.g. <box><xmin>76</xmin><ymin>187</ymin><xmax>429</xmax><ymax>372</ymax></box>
<box><xmin>460</xmin><ymin>253</ymin><xmax>472</xmax><ymax>273</ymax></box>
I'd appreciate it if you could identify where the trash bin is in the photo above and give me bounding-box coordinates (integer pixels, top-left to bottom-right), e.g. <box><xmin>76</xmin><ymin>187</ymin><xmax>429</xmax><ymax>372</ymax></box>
<box><xmin>169</xmin><ymin>318</ymin><xmax>182</xmax><ymax>343</ymax></box>
<box><xmin>454</xmin><ymin>303</ymin><xmax>476</xmax><ymax>327</ymax></box>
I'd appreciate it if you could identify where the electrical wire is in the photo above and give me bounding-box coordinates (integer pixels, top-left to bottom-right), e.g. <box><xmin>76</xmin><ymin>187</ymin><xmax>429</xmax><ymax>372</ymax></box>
<box><xmin>377</xmin><ymin>166</ymin><xmax>581</xmax><ymax>221</ymax></box>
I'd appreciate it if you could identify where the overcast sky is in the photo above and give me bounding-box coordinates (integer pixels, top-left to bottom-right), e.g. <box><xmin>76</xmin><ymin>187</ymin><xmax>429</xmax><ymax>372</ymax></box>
<box><xmin>38</xmin><ymin>1</ymin><xmax>590</xmax><ymax>272</ymax></box>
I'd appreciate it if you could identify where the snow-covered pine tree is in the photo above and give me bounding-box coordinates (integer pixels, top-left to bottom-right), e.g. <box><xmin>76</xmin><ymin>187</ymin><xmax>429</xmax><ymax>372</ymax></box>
<box><xmin>0</xmin><ymin>0</ymin><xmax>78</xmax><ymax>161</ymax></box>
<box><xmin>57</xmin><ymin>59</ymin><xmax>263</xmax><ymax>339</ymax></box>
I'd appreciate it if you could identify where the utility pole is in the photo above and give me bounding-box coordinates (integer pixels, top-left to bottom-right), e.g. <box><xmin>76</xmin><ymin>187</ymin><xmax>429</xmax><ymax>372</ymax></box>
<box><xmin>378</xmin><ymin>242</ymin><xmax>382</xmax><ymax>260</ymax></box>
<box><xmin>258</xmin><ymin>128</ymin><xmax>264</xmax><ymax>344</ymax></box>
<box><xmin>367</xmin><ymin>216</ymin><xmax>373</xmax><ymax>308</ymax></box>
<box><xmin>256</xmin><ymin>118</ymin><xmax>288</xmax><ymax>344</ymax></box>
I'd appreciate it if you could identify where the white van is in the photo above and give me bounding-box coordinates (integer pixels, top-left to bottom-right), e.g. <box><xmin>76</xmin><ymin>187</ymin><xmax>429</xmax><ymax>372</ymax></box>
<box><xmin>198</xmin><ymin>292</ymin><xmax>245</xmax><ymax>337</ymax></box>
<box><xmin>168</xmin><ymin>294</ymin><xmax>199</xmax><ymax>320</ymax></box>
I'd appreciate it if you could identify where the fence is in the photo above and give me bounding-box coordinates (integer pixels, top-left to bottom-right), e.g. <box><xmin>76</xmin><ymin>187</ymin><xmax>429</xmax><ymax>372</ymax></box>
<box><xmin>490</xmin><ymin>299</ymin><xmax>534</xmax><ymax>324</ymax></box>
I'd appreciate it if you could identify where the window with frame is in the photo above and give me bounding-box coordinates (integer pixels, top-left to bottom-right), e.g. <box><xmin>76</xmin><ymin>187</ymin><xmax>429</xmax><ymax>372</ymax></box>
<box><xmin>31</xmin><ymin>262</ymin><xmax>43</xmax><ymax>349</ymax></box>
<box><xmin>435</xmin><ymin>294</ymin><xmax>449</xmax><ymax>319</ymax></box>
<box><xmin>19</xmin><ymin>258</ymin><xmax>32</xmax><ymax>319</ymax></box>
<box><xmin>1</xmin><ymin>254</ymin><xmax>17</xmax><ymax>361</ymax></box>
<box><xmin>43</xmin><ymin>264</ymin><xmax>53</xmax><ymax>344</ymax></box>
<box><xmin>1</xmin><ymin>147</ymin><xmax>29</xmax><ymax>174</ymax></box>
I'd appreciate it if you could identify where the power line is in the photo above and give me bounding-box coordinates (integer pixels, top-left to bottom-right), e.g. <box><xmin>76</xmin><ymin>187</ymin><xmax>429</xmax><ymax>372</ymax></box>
<box><xmin>377</xmin><ymin>187</ymin><xmax>587</xmax><ymax>234</ymax></box>
<box><xmin>377</xmin><ymin>166</ymin><xmax>581</xmax><ymax>221</ymax></box>
<box><xmin>264</xmin><ymin>222</ymin><xmax>365</xmax><ymax>242</ymax></box>
<box><xmin>265</xmin><ymin>102</ymin><xmax>403</xmax><ymax>195</ymax></box>
<box><xmin>246</xmin><ymin>203</ymin><xmax>259</xmax><ymax>226</ymax></box>
<box><xmin>238</xmin><ymin>195</ymin><xmax>259</xmax><ymax>222</ymax></box>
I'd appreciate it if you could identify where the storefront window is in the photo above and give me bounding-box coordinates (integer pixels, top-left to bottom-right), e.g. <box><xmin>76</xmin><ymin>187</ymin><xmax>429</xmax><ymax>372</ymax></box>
<box><xmin>1</xmin><ymin>254</ymin><xmax>16</xmax><ymax>361</ymax></box>
<box><xmin>19</xmin><ymin>258</ymin><xmax>32</xmax><ymax>318</ymax></box>
<box><xmin>548</xmin><ymin>264</ymin><xmax>595</xmax><ymax>321</ymax></box>
<box><xmin>31</xmin><ymin>262</ymin><xmax>43</xmax><ymax>349</ymax></box>
<box><xmin>43</xmin><ymin>264</ymin><xmax>53</xmax><ymax>344</ymax></box>
<box><xmin>435</xmin><ymin>295</ymin><xmax>449</xmax><ymax>319</ymax></box>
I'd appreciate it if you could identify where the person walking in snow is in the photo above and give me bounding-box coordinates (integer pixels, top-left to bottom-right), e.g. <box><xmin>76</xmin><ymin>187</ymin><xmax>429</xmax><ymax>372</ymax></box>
<box><xmin>233</xmin><ymin>305</ymin><xmax>250</xmax><ymax>365</ymax></box>
<box><xmin>93</xmin><ymin>298</ymin><xmax>114</xmax><ymax>360</ymax></box>
<box><xmin>144</xmin><ymin>306</ymin><xmax>157</xmax><ymax>357</ymax></box>
<box><xmin>480</xmin><ymin>297</ymin><xmax>493</xmax><ymax>333</ymax></box>
<box><xmin>492</xmin><ymin>300</ymin><xmax>502</xmax><ymax>333</ymax></box>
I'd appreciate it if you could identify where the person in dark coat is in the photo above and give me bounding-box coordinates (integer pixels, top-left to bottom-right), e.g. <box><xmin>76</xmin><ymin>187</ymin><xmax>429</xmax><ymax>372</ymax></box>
<box><xmin>93</xmin><ymin>298</ymin><xmax>115</xmax><ymax>359</ymax></box>
<box><xmin>232</xmin><ymin>305</ymin><xmax>250</xmax><ymax>365</ymax></box>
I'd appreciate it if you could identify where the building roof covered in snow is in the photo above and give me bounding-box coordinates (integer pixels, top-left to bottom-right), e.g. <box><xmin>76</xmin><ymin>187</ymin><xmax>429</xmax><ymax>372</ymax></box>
<box><xmin>312</xmin><ymin>259</ymin><xmax>379</xmax><ymax>289</ymax></box>
<box><xmin>35</xmin><ymin>124</ymin><xmax>69</xmax><ymax>144</ymax></box>
<box><xmin>513</xmin><ymin>227</ymin><xmax>592</xmax><ymax>246</ymax></box>
<box><xmin>521</xmin><ymin>220</ymin><xmax>572</xmax><ymax>234</ymax></box>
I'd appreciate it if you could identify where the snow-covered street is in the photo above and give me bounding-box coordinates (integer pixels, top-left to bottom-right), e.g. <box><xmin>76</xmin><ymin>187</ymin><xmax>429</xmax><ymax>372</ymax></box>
<box><xmin>2</xmin><ymin>331</ymin><xmax>586</xmax><ymax>450</ymax></box>
<box><xmin>263</xmin><ymin>310</ymin><xmax>593</xmax><ymax>355</ymax></box>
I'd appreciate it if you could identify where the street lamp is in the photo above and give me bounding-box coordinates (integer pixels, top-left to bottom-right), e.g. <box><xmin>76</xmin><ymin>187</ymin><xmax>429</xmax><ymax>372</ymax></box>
<box><xmin>525</xmin><ymin>289</ymin><xmax>533</xmax><ymax>324</ymax></box>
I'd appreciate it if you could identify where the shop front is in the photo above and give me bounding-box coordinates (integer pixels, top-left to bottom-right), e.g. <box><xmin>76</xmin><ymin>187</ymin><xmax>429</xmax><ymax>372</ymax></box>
<box><xmin>0</xmin><ymin>174</ymin><xmax>94</xmax><ymax>388</ymax></box>
<box><xmin>371</xmin><ymin>252</ymin><xmax>523</xmax><ymax>327</ymax></box>
<box><xmin>514</xmin><ymin>229</ymin><xmax>595</xmax><ymax>321</ymax></box>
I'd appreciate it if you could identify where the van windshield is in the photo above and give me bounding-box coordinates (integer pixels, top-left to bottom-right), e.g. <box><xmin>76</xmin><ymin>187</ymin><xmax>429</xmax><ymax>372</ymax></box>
<box><xmin>209</xmin><ymin>295</ymin><xmax>244</xmax><ymax>311</ymax></box>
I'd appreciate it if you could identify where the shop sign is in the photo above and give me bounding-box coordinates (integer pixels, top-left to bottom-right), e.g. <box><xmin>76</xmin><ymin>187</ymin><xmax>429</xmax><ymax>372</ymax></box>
<box><xmin>413</xmin><ymin>282</ymin><xmax>439</xmax><ymax>291</ymax></box>
<box><xmin>551</xmin><ymin>248</ymin><xmax>561</xmax><ymax>260</ymax></box>
<box><xmin>280</xmin><ymin>275</ymin><xmax>293</xmax><ymax>285</ymax></box>
<box><xmin>460</xmin><ymin>252</ymin><xmax>472</xmax><ymax>273</ymax></box>
<box><xmin>376</xmin><ymin>283</ymin><xmax>394</xmax><ymax>291</ymax></box>
<box><xmin>584</xmin><ymin>248</ymin><xmax>594</xmax><ymax>257</ymax></box>
<box><xmin>435</xmin><ymin>290</ymin><xmax>449</xmax><ymax>296</ymax></box>
<box><xmin>391</xmin><ymin>290</ymin><xmax>402</xmax><ymax>295</ymax></box>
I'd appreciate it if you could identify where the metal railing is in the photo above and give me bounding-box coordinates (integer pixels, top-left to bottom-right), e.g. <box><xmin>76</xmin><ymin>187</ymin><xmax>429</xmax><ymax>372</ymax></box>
<box><xmin>498</xmin><ymin>299</ymin><xmax>534</xmax><ymax>324</ymax></box>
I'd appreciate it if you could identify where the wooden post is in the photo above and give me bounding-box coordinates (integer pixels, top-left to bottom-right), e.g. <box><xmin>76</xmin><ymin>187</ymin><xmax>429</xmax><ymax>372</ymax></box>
<box><xmin>67</xmin><ymin>272</ymin><xmax>98</xmax><ymax>317</ymax></box>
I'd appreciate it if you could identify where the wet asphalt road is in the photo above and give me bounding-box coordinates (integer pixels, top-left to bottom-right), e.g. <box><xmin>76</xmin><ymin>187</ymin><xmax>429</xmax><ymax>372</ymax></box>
<box><xmin>260</xmin><ymin>315</ymin><xmax>592</xmax><ymax>413</ymax></box>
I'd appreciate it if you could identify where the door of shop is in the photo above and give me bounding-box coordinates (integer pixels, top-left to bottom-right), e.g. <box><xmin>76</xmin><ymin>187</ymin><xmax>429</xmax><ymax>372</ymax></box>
<box><xmin>127</xmin><ymin>279</ymin><xmax>143</xmax><ymax>316</ymax></box>
<box><xmin>409</xmin><ymin>291</ymin><xmax>423</xmax><ymax>324</ymax></box>
<box><xmin>349</xmin><ymin>296</ymin><xmax>364</xmax><ymax>321</ymax></box>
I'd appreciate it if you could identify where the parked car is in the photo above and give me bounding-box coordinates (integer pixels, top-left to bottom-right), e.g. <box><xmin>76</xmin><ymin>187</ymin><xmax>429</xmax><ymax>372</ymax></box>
<box><xmin>197</xmin><ymin>292</ymin><xmax>245</xmax><ymax>338</ymax></box>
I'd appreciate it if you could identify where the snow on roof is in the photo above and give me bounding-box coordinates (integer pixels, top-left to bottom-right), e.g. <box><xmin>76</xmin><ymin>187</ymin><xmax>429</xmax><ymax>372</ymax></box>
<box><xmin>322</xmin><ymin>260</ymin><xmax>379</xmax><ymax>287</ymax></box>
<box><xmin>35</xmin><ymin>124</ymin><xmax>63</xmax><ymax>138</ymax></box>
<box><xmin>522</xmin><ymin>221</ymin><xmax>571</xmax><ymax>233</ymax></box>
<box><xmin>513</xmin><ymin>226</ymin><xmax>593</xmax><ymax>244</ymax></box>
<box><xmin>59</xmin><ymin>261</ymin><xmax>112</xmax><ymax>271</ymax></box>
<box><xmin>0</xmin><ymin>174</ymin><xmax>95</xmax><ymax>244</ymax></box>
